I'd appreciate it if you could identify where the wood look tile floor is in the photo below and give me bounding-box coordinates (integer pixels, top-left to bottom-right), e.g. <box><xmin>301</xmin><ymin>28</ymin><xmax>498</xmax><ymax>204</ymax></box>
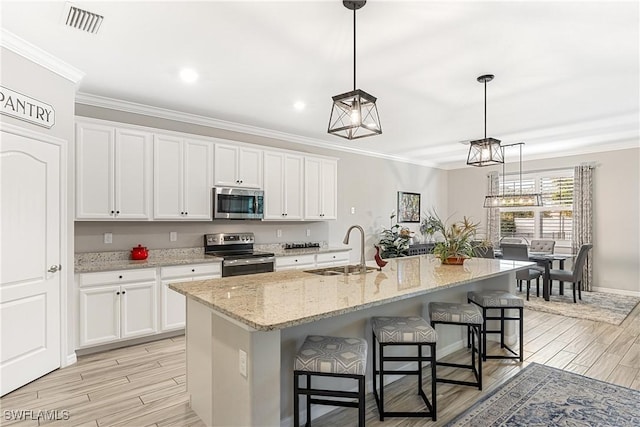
<box><xmin>2</xmin><ymin>303</ymin><xmax>640</xmax><ymax>427</ymax></box>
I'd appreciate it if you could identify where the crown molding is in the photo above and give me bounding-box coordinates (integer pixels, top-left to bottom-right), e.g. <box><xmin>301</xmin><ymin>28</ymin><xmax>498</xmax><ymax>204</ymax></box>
<box><xmin>1</xmin><ymin>29</ymin><xmax>84</xmax><ymax>83</ymax></box>
<box><xmin>74</xmin><ymin>92</ymin><xmax>439</xmax><ymax>169</ymax></box>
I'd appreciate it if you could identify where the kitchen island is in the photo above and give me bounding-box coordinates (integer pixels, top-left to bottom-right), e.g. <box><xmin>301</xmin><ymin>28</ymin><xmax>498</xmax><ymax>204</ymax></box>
<box><xmin>170</xmin><ymin>255</ymin><xmax>531</xmax><ymax>427</ymax></box>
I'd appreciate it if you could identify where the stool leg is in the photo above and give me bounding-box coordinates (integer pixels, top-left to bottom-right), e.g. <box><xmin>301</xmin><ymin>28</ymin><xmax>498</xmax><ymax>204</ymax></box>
<box><xmin>431</xmin><ymin>343</ymin><xmax>437</xmax><ymax>421</ymax></box>
<box><xmin>519</xmin><ymin>308</ymin><xmax>524</xmax><ymax>362</ymax></box>
<box><xmin>358</xmin><ymin>375</ymin><xmax>365</xmax><ymax>427</ymax></box>
<box><xmin>500</xmin><ymin>309</ymin><xmax>505</xmax><ymax>349</ymax></box>
<box><xmin>482</xmin><ymin>307</ymin><xmax>488</xmax><ymax>361</ymax></box>
<box><xmin>306</xmin><ymin>374</ymin><xmax>311</xmax><ymax>427</ymax></box>
<box><xmin>418</xmin><ymin>344</ymin><xmax>423</xmax><ymax>395</ymax></box>
<box><xmin>294</xmin><ymin>372</ymin><xmax>299</xmax><ymax>427</ymax></box>
<box><xmin>477</xmin><ymin>325</ymin><xmax>483</xmax><ymax>390</ymax></box>
<box><xmin>379</xmin><ymin>340</ymin><xmax>385</xmax><ymax>421</ymax></box>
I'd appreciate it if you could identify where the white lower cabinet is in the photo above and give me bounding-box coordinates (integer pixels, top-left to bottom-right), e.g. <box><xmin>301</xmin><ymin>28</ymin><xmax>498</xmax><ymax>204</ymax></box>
<box><xmin>315</xmin><ymin>251</ymin><xmax>350</xmax><ymax>267</ymax></box>
<box><xmin>78</xmin><ymin>268</ymin><xmax>157</xmax><ymax>348</ymax></box>
<box><xmin>159</xmin><ymin>263</ymin><xmax>221</xmax><ymax>331</ymax></box>
<box><xmin>275</xmin><ymin>251</ymin><xmax>351</xmax><ymax>271</ymax></box>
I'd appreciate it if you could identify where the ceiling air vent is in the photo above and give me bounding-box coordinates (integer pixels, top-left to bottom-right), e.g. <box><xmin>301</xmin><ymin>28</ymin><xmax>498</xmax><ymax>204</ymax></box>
<box><xmin>63</xmin><ymin>3</ymin><xmax>104</xmax><ymax>34</ymax></box>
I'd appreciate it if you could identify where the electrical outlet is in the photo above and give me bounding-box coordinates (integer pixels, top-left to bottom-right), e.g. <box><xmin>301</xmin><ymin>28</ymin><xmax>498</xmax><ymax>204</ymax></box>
<box><xmin>351</xmin><ymin>207</ymin><xmax>356</xmax><ymax>214</ymax></box>
<box><xmin>239</xmin><ymin>349</ymin><xmax>248</xmax><ymax>377</ymax></box>
<box><xmin>170</xmin><ymin>231</ymin><xmax>177</xmax><ymax>242</ymax></box>
<box><xmin>104</xmin><ymin>232</ymin><xmax>113</xmax><ymax>244</ymax></box>
<box><xmin>276</xmin><ymin>229</ymin><xmax>282</xmax><ymax>238</ymax></box>
<box><xmin>306</xmin><ymin>229</ymin><xmax>311</xmax><ymax>237</ymax></box>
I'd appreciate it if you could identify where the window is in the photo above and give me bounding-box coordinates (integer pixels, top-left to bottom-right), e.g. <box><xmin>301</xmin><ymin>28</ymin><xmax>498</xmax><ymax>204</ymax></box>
<box><xmin>499</xmin><ymin>170</ymin><xmax>573</xmax><ymax>245</ymax></box>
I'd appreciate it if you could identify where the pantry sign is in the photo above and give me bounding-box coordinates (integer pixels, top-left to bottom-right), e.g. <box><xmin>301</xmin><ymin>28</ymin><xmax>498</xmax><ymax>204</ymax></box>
<box><xmin>0</xmin><ymin>86</ymin><xmax>55</xmax><ymax>129</ymax></box>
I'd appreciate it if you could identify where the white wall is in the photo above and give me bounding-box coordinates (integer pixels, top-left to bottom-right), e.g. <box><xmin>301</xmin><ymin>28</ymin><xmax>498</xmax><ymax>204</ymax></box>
<box><xmin>74</xmin><ymin>105</ymin><xmax>448</xmax><ymax>263</ymax></box>
<box><xmin>447</xmin><ymin>147</ymin><xmax>640</xmax><ymax>294</ymax></box>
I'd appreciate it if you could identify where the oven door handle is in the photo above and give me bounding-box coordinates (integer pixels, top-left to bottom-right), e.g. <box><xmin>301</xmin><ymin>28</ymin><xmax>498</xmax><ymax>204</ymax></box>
<box><xmin>223</xmin><ymin>257</ymin><xmax>275</xmax><ymax>267</ymax></box>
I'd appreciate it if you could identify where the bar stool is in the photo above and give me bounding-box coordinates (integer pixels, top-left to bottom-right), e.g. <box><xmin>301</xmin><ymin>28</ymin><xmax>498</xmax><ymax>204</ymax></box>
<box><xmin>371</xmin><ymin>316</ymin><xmax>437</xmax><ymax>421</ymax></box>
<box><xmin>428</xmin><ymin>302</ymin><xmax>483</xmax><ymax>390</ymax></box>
<box><xmin>467</xmin><ymin>290</ymin><xmax>524</xmax><ymax>362</ymax></box>
<box><xmin>293</xmin><ymin>335</ymin><xmax>367</xmax><ymax>427</ymax></box>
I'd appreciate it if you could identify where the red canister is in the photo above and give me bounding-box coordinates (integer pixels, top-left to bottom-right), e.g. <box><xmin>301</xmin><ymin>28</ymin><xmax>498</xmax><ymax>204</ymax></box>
<box><xmin>131</xmin><ymin>244</ymin><xmax>149</xmax><ymax>260</ymax></box>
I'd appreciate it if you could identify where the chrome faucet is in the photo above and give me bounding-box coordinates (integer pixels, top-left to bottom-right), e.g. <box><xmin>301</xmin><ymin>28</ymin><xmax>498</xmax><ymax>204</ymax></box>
<box><xmin>343</xmin><ymin>225</ymin><xmax>366</xmax><ymax>273</ymax></box>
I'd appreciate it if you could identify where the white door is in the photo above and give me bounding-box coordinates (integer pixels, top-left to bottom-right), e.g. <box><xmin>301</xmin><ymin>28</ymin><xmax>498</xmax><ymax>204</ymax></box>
<box><xmin>153</xmin><ymin>134</ymin><xmax>184</xmax><ymax>219</ymax></box>
<box><xmin>214</xmin><ymin>144</ymin><xmax>239</xmax><ymax>187</ymax></box>
<box><xmin>304</xmin><ymin>157</ymin><xmax>322</xmax><ymax>220</ymax></box>
<box><xmin>1</xmin><ymin>128</ymin><xmax>61</xmax><ymax>396</ymax></box>
<box><xmin>263</xmin><ymin>151</ymin><xmax>285</xmax><ymax>219</ymax></box>
<box><xmin>238</xmin><ymin>147</ymin><xmax>263</xmax><ymax>188</ymax></box>
<box><xmin>320</xmin><ymin>159</ymin><xmax>338</xmax><ymax>220</ymax></box>
<box><xmin>284</xmin><ymin>154</ymin><xmax>304</xmax><ymax>220</ymax></box>
<box><xmin>121</xmin><ymin>282</ymin><xmax>157</xmax><ymax>339</ymax></box>
<box><xmin>79</xmin><ymin>285</ymin><xmax>121</xmax><ymax>347</ymax></box>
<box><xmin>114</xmin><ymin>128</ymin><xmax>151</xmax><ymax>219</ymax></box>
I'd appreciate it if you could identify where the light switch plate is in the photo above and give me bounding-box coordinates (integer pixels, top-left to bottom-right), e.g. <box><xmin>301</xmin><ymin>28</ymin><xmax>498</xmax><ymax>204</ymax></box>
<box><xmin>276</xmin><ymin>229</ymin><xmax>282</xmax><ymax>238</ymax></box>
<box><xmin>104</xmin><ymin>232</ymin><xmax>112</xmax><ymax>244</ymax></box>
<box><xmin>239</xmin><ymin>349</ymin><xmax>248</xmax><ymax>377</ymax></box>
<box><xmin>170</xmin><ymin>231</ymin><xmax>177</xmax><ymax>242</ymax></box>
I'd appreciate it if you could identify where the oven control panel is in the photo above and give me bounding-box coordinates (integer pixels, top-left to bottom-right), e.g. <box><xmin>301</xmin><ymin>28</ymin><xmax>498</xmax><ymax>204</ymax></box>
<box><xmin>205</xmin><ymin>233</ymin><xmax>255</xmax><ymax>246</ymax></box>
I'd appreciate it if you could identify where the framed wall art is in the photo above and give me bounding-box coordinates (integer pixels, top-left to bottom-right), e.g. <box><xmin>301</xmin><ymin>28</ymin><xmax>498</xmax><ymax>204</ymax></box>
<box><xmin>397</xmin><ymin>191</ymin><xmax>421</xmax><ymax>223</ymax></box>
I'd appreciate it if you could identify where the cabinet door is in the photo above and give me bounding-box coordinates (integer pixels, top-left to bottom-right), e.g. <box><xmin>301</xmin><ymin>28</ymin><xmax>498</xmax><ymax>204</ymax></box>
<box><xmin>161</xmin><ymin>279</ymin><xmax>187</xmax><ymax>331</ymax></box>
<box><xmin>238</xmin><ymin>147</ymin><xmax>263</xmax><ymax>188</ymax></box>
<box><xmin>153</xmin><ymin>134</ymin><xmax>184</xmax><ymax>219</ymax></box>
<box><xmin>284</xmin><ymin>154</ymin><xmax>304</xmax><ymax>220</ymax></box>
<box><xmin>214</xmin><ymin>144</ymin><xmax>239</xmax><ymax>187</ymax></box>
<box><xmin>121</xmin><ymin>282</ymin><xmax>157</xmax><ymax>339</ymax></box>
<box><xmin>320</xmin><ymin>159</ymin><xmax>338</xmax><ymax>220</ymax></box>
<box><xmin>79</xmin><ymin>285</ymin><xmax>120</xmax><ymax>347</ymax></box>
<box><xmin>304</xmin><ymin>157</ymin><xmax>322</xmax><ymax>220</ymax></box>
<box><xmin>75</xmin><ymin>122</ymin><xmax>115</xmax><ymax>219</ymax></box>
<box><xmin>263</xmin><ymin>151</ymin><xmax>285</xmax><ymax>220</ymax></box>
<box><xmin>183</xmin><ymin>139</ymin><xmax>213</xmax><ymax>220</ymax></box>
<box><xmin>115</xmin><ymin>128</ymin><xmax>152</xmax><ymax>219</ymax></box>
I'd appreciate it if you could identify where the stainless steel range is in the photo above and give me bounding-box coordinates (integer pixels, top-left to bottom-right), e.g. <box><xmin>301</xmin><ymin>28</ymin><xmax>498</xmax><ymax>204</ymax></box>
<box><xmin>204</xmin><ymin>233</ymin><xmax>275</xmax><ymax>277</ymax></box>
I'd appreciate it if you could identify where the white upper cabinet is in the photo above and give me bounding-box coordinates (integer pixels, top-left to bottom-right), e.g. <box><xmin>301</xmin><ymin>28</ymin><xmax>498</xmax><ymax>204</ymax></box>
<box><xmin>263</xmin><ymin>151</ymin><xmax>304</xmax><ymax>220</ymax></box>
<box><xmin>304</xmin><ymin>157</ymin><xmax>338</xmax><ymax>220</ymax></box>
<box><xmin>154</xmin><ymin>134</ymin><xmax>213</xmax><ymax>220</ymax></box>
<box><xmin>76</xmin><ymin>121</ymin><xmax>152</xmax><ymax>220</ymax></box>
<box><xmin>214</xmin><ymin>143</ymin><xmax>263</xmax><ymax>189</ymax></box>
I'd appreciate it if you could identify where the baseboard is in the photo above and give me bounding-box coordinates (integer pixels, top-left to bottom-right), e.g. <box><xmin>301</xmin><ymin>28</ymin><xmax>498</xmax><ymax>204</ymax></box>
<box><xmin>75</xmin><ymin>330</ymin><xmax>184</xmax><ymax>356</ymax></box>
<box><xmin>592</xmin><ymin>286</ymin><xmax>640</xmax><ymax>297</ymax></box>
<box><xmin>64</xmin><ymin>352</ymin><xmax>77</xmax><ymax>367</ymax></box>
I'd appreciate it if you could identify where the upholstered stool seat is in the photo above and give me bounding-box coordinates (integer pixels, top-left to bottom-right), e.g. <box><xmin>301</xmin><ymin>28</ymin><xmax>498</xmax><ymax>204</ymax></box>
<box><xmin>371</xmin><ymin>316</ymin><xmax>437</xmax><ymax>421</ymax></box>
<box><xmin>429</xmin><ymin>302</ymin><xmax>483</xmax><ymax>389</ymax></box>
<box><xmin>294</xmin><ymin>336</ymin><xmax>367</xmax><ymax>427</ymax></box>
<box><xmin>467</xmin><ymin>291</ymin><xmax>523</xmax><ymax>362</ymax></box>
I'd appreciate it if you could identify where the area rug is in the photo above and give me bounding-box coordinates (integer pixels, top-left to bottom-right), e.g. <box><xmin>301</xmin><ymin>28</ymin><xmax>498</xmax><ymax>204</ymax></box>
<box><xmin>446</xmin><ymin>363</ymin><xmax>640</xmax><ymax>426</ymax></box>
<box><xmin>516</xmin><ymin>289</ymin><xmax>640</xmax><ymax>325</ymax></box>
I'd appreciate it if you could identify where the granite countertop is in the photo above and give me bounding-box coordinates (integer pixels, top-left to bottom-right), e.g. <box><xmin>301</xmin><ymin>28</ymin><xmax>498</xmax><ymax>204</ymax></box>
<box><xmin>169</xmin><ymin>255</ymin><xmax>533</xmax><ymax>331</ymax></box>
<box><xmin>75</xmin><ymin>248</ymin><xmax>223</xmax><ymax>273</ymax></box>
<box><xmin>74</xmin><ymin>246</ymin><xmax>351</xmax><ymax>273</ymax></box>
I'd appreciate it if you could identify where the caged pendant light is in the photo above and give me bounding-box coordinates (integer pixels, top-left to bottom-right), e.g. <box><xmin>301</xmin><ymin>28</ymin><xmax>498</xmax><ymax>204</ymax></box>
<box><xmin>328</xmin><ymin>1</ymin><xmax>382</xmax><ymax>140</ymax></box>
<box><xmin>467</xmin><ymin>74</ymin><xmax>504</xmax><ymax>166</ymax></box>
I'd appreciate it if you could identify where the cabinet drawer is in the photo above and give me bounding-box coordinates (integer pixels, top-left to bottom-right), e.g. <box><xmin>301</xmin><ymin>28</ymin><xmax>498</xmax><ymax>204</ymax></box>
<box><xmin>275</xmin><ymin>254</ymin><xmax>316</xmax><ymax>268</ymax></box>
<box><xmin>160</xmin><ymin>263</ymin><xmax>221</xmax><ymax>279</ymax></box>
<box><xmin>79</xmin><ymin>268</ymin><xmax>157</xmax><ymax>287</ymax></box>
<box><xmin>316</xmin><ymin>251</ymin><xmax>350</xmax><ymax>264</ymax></box>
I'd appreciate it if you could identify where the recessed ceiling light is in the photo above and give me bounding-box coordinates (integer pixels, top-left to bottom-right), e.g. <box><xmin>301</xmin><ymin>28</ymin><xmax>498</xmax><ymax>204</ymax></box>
<box><xmin>179</xmin><ymin>68</ymin><xmax>198</xmax><ymax>84</ymax></box>
<box><xmin>293</xmin><ymin>101</ymin><xmax>305</xmax><ymax>111</ymax></box>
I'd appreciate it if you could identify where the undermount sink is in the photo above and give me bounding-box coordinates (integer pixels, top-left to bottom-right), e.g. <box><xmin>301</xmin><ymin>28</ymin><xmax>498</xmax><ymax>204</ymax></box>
<box><xmin>304</xmin><ymin>265</ymin><xmax>378</xmax><ymax>276</ymax></box>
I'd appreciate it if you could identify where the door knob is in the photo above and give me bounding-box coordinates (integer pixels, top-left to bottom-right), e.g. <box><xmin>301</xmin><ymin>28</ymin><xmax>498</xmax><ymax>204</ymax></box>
<box><xmin>48</xmin><ymin>265</ymin><xmax>61</xmax><ymax>273</ymax></box>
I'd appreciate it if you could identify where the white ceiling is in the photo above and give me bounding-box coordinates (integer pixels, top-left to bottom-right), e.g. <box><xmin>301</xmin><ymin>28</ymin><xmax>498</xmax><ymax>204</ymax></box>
<box><xmin>2</xmin><ymin>1</ymin><xmax>638</xmax><ymax>169</ymax></box>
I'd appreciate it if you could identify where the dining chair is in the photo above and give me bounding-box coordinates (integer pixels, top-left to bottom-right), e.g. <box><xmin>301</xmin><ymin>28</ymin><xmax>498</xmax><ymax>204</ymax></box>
<box><xmin>473</xmin><ymin>245</ymin><xmax>495</xmax><ymax>258</ymax></box>
<box><xmin>529</xmin><ymin>239</ymin><xmax>556</xmax><ymax>254</ymax></box>
<box><xmin>500</xmin><ymin>243</ymin><xmax>542</xmax><ymax>300</ymax></box>
<box><xmin>548</xmin><ymin>243</ymin><xmax>593</xmax><ymax>303</ymax></box>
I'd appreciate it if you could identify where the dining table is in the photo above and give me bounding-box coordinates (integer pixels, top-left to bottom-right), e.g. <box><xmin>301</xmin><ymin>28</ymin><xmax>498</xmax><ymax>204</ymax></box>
<box><xmin>494</xmin><ymin>250</ymin><xmax>574</xmax><ymax>301</ymax></box>
<box><xmin>527</xmin><ymin>252</ymin><xmax>574</xmax><ymax>301</ymax></box>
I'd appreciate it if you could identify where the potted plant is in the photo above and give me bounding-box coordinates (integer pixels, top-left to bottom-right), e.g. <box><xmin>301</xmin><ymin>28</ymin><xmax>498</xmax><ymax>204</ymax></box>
<box><xmin>377</xmin><ymin>211</ymin><xmax>413</xmax><ymax>258</ymax></box>
<box><xmin>427</xmin><ymin>211</ymin><xmax>482</xmax><ymax>265</ymax></box>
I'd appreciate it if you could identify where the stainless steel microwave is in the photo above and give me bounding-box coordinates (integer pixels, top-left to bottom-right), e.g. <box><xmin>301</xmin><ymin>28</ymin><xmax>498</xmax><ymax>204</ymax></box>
<box><xmin>213</xmin><ymin>188</ymin><xmax>264</xmax><ymax>220</ymax></box>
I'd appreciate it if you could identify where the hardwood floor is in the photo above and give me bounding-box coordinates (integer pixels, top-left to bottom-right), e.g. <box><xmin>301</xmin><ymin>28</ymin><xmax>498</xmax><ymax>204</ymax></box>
<box><xmin>2</xmin><ymin>303</ymin><xmax>640</xmax><ymax>427</ymax></box>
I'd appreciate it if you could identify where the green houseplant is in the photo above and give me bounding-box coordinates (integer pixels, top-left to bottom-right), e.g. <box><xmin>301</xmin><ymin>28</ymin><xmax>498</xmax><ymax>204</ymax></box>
<box><xmin>426</xmin><ymin>211</ymin><xmax>482</xmax><ymax>265</ymax></box>
<box><xmin>377</xmin><ymin>212</ymin><xmax>413</xmax><ymax>258</ymax></box>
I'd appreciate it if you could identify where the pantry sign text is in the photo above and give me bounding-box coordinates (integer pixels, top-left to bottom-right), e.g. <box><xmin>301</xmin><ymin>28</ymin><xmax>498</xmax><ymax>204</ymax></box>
<box><xmin>0</xmin><ymin>86</ymin><xmax>55</xmax><ymax>129</ymax></box>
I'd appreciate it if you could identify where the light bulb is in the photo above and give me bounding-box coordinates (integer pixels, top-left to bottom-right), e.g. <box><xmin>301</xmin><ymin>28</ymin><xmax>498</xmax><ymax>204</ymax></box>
<box><xmin>350</xmin><ymin>108</ymin><xmax>360</xmax><ymax>125</ymax></box>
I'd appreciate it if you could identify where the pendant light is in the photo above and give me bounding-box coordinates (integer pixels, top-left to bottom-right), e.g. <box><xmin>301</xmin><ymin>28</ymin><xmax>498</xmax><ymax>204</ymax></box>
<box><xmin>467</xmin><ymin>74</ymin><xmax>504</xmax><ymax>166</ymax></box>
<box><xmin>328</xmin><ymin>0</ymin><xmax>382</xmax><ymax>140</ymax></box>
<box><xmin>484</xmin><ymin>142</ymin><xmax>543</xmax><ymax>208</ymax></box>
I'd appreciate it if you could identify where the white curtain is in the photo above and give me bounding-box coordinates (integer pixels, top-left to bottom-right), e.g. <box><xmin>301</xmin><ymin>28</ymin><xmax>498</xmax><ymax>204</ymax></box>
<box><xmin>573</xmin><ymin>165</ymin><xmax>594</xmax><ymax>291</ymax></box>
<box><xmin>486</xmin><ymin>171</ymin><xmax>500</xmax><ymax>248</ymax></box>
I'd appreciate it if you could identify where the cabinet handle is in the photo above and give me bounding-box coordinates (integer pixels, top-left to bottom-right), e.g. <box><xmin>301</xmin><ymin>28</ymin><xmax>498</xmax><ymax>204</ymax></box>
<box><xmin>110</xmin><ymin>210</ymin><xmax>115</xmax><ymax>215</ymax></box>
<box><xmin>239</xmin><ymin>180</ymin><xmax>243</xmax><ymax>184</ymax></box>
<box><xmin>122</xmin><ymin>290</ymin><xmax>126</xmax><ymax>294</ymax></box>
<box><xmin>185</xmin><ymin>212</ymin><xmax>188</xmax><ymax>215</ymax></box>
<box><xmin>294</xmin><ymin>259</ymin><xmax>298</xmax><ymax>262</ymax></box>
<box><xmin>116</xmin><ymin>291</ymin><xmax>120</xmax><ymax>295</ymax></box>
<box><xmin>116</xmin><ymin>210</ymin><xmax>120</xmax><ymax>215</ymax></box>
<box><xmin>118</xmin><ymin>275</ymin><xmax>123</xmax><ymax>279</ymax></box>
<box><xmin>191</xmin><ymin>268</ymin><xmax>195</xmax><ymax>272</ymax></box>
